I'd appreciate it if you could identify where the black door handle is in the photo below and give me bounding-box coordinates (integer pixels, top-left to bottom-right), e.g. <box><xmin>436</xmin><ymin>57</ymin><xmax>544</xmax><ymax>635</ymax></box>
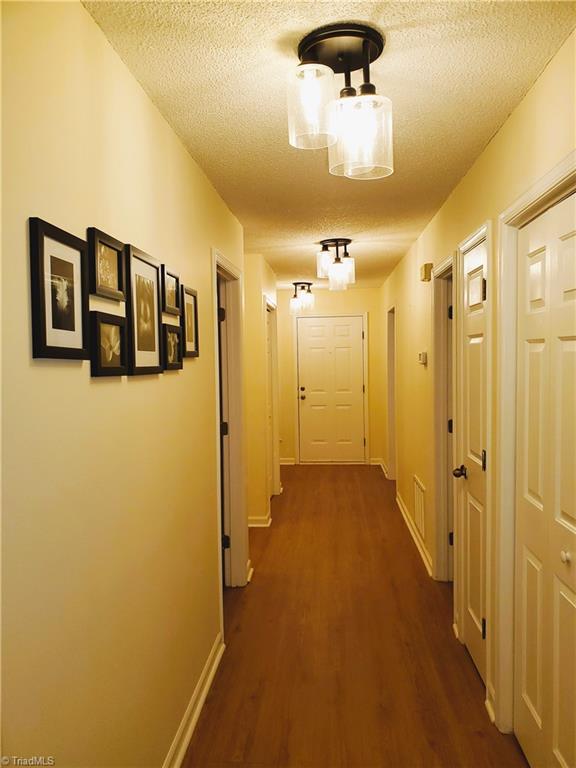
<box><xmin>453</xmin><ymin>464</ymin><xmax>467</xmax><ymax>479</ymax></box>
<box><xmin>300</xmin><ymin>395</ymin><xmax>306</xmax><ymax>400</ymax></box>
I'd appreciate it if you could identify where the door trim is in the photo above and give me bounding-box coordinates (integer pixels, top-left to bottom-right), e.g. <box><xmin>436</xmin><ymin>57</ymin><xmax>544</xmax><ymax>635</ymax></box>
<box><xmin>494</xmin><ymin>149</ymin><xmax>576</xmax><ymax>733</ymax></box>
<box><xmin>265</xmin><ymin>298</ymin><xmax>281</xmax><ymax>497</ymax></box>
<box><xmin>212</xmin><ymin>249</ymin><xmax>249</xmax><ymax>603</ymax></box>
<box><xmin>432</xmin><ymin>255</ymin><xmax>455</xmax><ymax>582</ymax></box>
<box><xmin>454</xmin><ymin>222</ymin><xmax>493</xmax><ymax>697</ymax></box>
<box><xmin>294</xmin><ymin>313</ymin><xmax>369</xmax><ymax>464</ymax></box>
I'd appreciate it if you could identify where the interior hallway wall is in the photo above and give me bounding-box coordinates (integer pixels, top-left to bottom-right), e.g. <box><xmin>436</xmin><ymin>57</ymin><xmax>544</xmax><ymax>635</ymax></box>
<box><xmin>243</xmin><ymin>253</ymin><xmax>278</xmax><ymax>526</ymax></box>
<box><xmin>277</xmin><ymin>287</ymin><xmax>385</xmax><ymax>464</ymax></box>
<box><xmin>380</xmin><ymin>28</ymin><xmax>575</xmax><ymax>715</ymax></box>
<box><xmin>2</xmin><ymin>3</ymin><xmax>243</xmax><ymax>764</ymax></box>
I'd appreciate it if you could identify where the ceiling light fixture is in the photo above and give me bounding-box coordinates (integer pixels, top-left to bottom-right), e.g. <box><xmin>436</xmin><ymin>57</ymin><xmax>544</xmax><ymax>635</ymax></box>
<box><xmin>290</xmin><ymin>281</ymin><xmax>315</xmax><ymax>315</ymax></box>
<box><xmin>287</xmin><ymin>23</ymin><xmax>393</xmax><ymax>180</ymax></box>
<box><xmin>316</xmin><ymin>238</ymin><xmax>354</xmax><ymax>291</ymax></box>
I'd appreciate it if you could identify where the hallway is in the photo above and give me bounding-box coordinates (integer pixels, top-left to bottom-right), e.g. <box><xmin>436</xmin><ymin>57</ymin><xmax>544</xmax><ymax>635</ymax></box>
<box><xmin>185</xmin><ymin>466</ymin><xmax>528</xmax><ymax>768</ymax></box>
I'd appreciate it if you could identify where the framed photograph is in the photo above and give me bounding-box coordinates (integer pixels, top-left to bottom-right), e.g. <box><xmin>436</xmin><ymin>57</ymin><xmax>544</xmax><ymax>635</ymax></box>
<box><xmin>87</xmin><ymin>228</ymin><xmax>126</xmax><ymax>301</ymax></box>
<box><xmin>90</xmin><ymin>312</ymin><xmax>127</xmax><ymax>377</ymax></box>
<box><xmin>181</xmin><ymin>286</ymin><xmax>199</xmax><ymax>358</ymax></box>
<box><xmin>125</xmin><ymin>245</ymin><xmax>163</xmax><ymax>375</ymax></box>
<box><xmin>29</xmin><ymin>217</ymin><xmax>89</xmax><ymax>359</ymax></box>
<box><xmin>162</xmin><ymin>266</ymin><xmax>181</xmax><ymax>316</ymax></box>
<box><xmin>163</xmin><ymin>324</ymin><xmax>183</xmax><ymax>370</ymax></box>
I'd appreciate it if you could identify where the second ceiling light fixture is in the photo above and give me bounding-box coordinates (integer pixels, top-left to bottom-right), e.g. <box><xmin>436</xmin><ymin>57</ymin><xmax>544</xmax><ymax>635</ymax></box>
<box><xmin>287</xmin><ymin>22</ymin><xmax>393</xmax><ymax>180</ymax></box>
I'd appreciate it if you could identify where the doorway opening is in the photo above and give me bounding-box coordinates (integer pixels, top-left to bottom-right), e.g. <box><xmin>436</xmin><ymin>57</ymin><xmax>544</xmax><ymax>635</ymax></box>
<box><xmin>433</xmin><ymin>260</ymin><xmax>455</xmax><ymax>583</ymax></box>
<box><xmin>387</xmin><ymin>308</ymin><xmax>397</xmax><ymax>479</ymax></box>
<box><xmin>213</xmin><ymin>251</ymin><xmax>249</xmax><ymax>609</ymax></box>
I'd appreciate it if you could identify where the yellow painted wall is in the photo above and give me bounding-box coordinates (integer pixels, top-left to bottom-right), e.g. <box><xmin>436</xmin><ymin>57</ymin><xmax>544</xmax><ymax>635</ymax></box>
<box><xmin>277</xmin><ymin>287</ymin><xmax>385</xmax><ymax>462</ymax></box>
<box><xmin>380</xmin><ymin>29</ymin><xmax>575</xmax><ymax>705</ymax></box>
<box><xmin>243</xmin><ymin>254</ymin><xmax>278</xmax><ymax>525</ymax></box>
<box><xmin>2</xmin><ymin>2</ymin><xmax>243</xmax><ymax>764</ymax></box>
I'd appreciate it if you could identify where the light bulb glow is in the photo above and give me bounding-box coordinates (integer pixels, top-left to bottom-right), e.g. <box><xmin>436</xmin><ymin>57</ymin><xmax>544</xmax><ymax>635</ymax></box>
<box><xmin>328</xmin><ymin>260</ymin><xmax>348</xmax><ymax>291</ymax></box>
<box><xmin>343</xmin><ymin>256</ymin><xmax>356</xmax><ymax>284</ymax></box>
<box><xmin>300</xmin><ymin>289</ymin><xmax>315</xmax><ymax>310</ymax></box>
<box><xmin>328</xmin><ymin>94</ymin><xmax>393</xmax><ymax>179</ymax></box>
<box><xmin>287</xmin><ymin>63</ymin><xmax>337</xmax><ymax>150</ymax></box>
<box><xmin>289</xmin><ymin>295</ymin><xmax>302</xmax><ymax>315</ymax></box>
<box><xmin>316</xmin><ymin>249</ymin><xmax>332</xmax><ymax>278</ymax></box>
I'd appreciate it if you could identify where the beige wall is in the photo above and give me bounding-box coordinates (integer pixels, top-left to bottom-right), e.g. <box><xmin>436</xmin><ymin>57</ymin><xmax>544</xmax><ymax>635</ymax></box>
<box><xmin>379</xmin><ymin>29</ymin><xmax>575</xmax><ymax>710</ymax></box>
<box><xmin>243</xmin><ymin>254</ymin><xmax>277</xmax><ymax>525</ymax></box>
<box><xmin>277</xmin><ymin>287</ymin><xmax>385</xmax><ymax>463</ymax></box>
<box><xmin>2</xmin><ymin>3</ymin><xmax>243</xmax><ymax>764</ymax></box>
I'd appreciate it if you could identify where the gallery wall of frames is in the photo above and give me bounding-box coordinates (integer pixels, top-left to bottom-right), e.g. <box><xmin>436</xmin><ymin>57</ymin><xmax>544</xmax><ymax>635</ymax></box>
<box><xmin>29</xmin><ymin>217</ymin><xmax>200</xmax><ymax>377</ymax></box>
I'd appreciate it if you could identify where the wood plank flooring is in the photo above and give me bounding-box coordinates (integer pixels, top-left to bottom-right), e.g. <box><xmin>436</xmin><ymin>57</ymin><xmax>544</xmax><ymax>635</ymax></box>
<box><xmin>185</xmin><ymin>465</ymin><xmax>528</xmax><ymax>768</ymax></box>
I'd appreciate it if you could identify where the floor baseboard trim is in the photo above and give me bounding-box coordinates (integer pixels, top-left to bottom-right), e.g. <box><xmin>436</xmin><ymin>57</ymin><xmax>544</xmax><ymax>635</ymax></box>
<box><xmin>280</xmin><ymin>458</ymin><xmax>296</xmax><ymax>465</ymax></box>
<box><xmin>248</xmin><ymin>515</ymin><xmax>272</xmax><ymax>528</ymax></box>
<box><xmin>396</xmin><ymin>492</ymin><xmax>433</xmax><ymax>576</ymax></box>
<box><xmin>485</xmin><ymin>697</ymin><xmax>496</xmax><ymax>724</ymax></box>
<box><xmin>162</xmin><ymin>632</ymin><xmax>225</xmax><ymax>768</ymax></box>
<box><xmin>452</xmin><ymin>622</ymin><xmax>463</xmax><ymax>643</ymax></box>
<box><xmin>369</xmin><ymin>459</ymin><xmax>390</xmax><ymax>478</ymax></box>
<box><xmin>246</xmin><ymin>559</ymin><xmax>254</xmax><ymax>583</ymax></box>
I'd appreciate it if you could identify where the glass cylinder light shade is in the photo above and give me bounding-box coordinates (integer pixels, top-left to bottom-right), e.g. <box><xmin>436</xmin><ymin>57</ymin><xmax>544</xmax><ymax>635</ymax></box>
<box><xmin>289</xmin><ymin>295</ymin><xmax>301</xmax><ymax>315</ymax></box>
<box><xmin>328</xmin><ymin>94</ymin><xmax>393</xmax><ymax>179</ymax></box>
<box><xmin>300</xmin><ymin>288</ymin><xmax>315</xmax><ymax>310</ymax></box>
<box><xmin>287</xmin><ymin>63</ymin><xmax>337</xmax><ymax>150</ymax></box>
<box><xmin>328</xmin><ymin>260</ymin><xmax>349</xmax><ymax>291</ymax></box>
<box><xmin>343</xmin><ymin>256</ymin><xmax>356</xmax><ymax>285</ymax></box>
<box><xmin>316</xmin><ymin>248</ymin><xmax>332</xmax><ymax>278</ymax></box>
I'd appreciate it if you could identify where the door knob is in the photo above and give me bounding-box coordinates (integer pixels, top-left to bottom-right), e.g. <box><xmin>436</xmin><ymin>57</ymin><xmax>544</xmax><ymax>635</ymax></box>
<box><xmin>560</xmin><ymin>550</ymin><xmax>572</xmax><ymax>565</ymax></box>
<box><xmin>452</xmin><ymin>464</ymin><xmax>467</xmax><ymax>479</ymax></box>
<box><xmin>300</xmin><ymin>395</ymin><xmax>306</xmax><ymax>400</ymax></box>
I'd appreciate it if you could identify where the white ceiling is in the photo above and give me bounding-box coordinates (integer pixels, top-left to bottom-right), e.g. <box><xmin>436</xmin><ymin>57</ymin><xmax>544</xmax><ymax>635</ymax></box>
<box><xmin>84</xmin><ymin>1</ymin><xmax>576</xmax><ymax>286</ymax></box>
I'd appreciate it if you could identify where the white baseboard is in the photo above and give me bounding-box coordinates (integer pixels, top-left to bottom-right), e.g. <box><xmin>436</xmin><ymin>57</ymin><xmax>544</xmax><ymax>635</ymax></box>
<box><xmin>369</xmin><ymin>459</ymin><xmax>390</xmax><ymax>478</ymax></box>
<box><xmin>162</xmin><ymin>632</ymin><xmax>225</xmax><ymax>768</ymax></box>
<box><xmin>396</xmin><ymin>492</ymin><xmax>433</xmax><ymax>576</ymax></box>
<box><xmin>246</xmin><ymin>559</ymin><xmax>254</xmax><ymax>582</ymax></box>
<box><xmin>248</xmin><ymin>515</ymin><xmax>272</xmax><ymax>528</ymax></box>
<box><xmin>452</xmin><ymin>622</ymin><xmax>463</xmax><ymax>643</ymax></box>
<box><xmin>280</xmin><ymin>458</ymin><xmax>296</xmax><ymax>465</ymax></box>
<box><xmin>485</xmin><ymin>697</ymin><xmax>496</xmax><ymax>724</ymax></box>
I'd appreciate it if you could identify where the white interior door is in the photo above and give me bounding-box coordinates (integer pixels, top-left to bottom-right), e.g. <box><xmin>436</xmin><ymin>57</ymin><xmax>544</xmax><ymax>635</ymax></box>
<box><xmin>456</xmin><ymin>234</ymin><xmax>488</xmax><ymax>682</ymax></box>
<box><xmin>514</xmin><ymin>192</ymin><xmax>576</xmax><ymax>768</ymax></box>
<box><xmin>297</xmin><ymin>316</ymin><xmax>365</xmax><ymax>463</ymax></box>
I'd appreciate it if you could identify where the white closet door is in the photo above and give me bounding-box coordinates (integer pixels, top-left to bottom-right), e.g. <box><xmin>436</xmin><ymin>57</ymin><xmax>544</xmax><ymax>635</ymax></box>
<box><xmin>297</xmin><ymin>316</ymin><xmax>365</xmax><ymax>462</ymax></box>
<box><xmin>515</xmin><ymin>193</ymin><xmax>576</xmax><ymax>768</ymax></box>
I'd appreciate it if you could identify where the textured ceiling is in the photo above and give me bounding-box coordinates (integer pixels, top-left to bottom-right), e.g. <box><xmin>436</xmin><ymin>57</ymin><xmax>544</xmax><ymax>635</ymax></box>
<box><xmin>84</xmin><ymin>1</ymin><xmax>576</xmax><ymax>286</ymax></box>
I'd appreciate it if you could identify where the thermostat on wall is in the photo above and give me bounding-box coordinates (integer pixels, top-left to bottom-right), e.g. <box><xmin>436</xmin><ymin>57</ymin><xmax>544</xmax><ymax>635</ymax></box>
<box><xmin>420</xmin><ymin>263</ymin><xmax>433</xmax><ymax>282</ymax></box>
<box><xmin>418</xmin><ymin>352</ymin><xmax>428</xmax><ymax>366</ymax></box>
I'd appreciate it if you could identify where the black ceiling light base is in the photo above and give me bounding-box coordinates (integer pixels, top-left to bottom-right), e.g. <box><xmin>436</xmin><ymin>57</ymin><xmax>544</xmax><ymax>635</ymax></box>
<box><xmin>320</xmin><ymin>237</ymin><xmax>352</xmax><ymax>250</ymax></box>
<box><xmin>298</xmin><ymin>23</ymin><xmax>384</xmax><ymax>74</ymax></box>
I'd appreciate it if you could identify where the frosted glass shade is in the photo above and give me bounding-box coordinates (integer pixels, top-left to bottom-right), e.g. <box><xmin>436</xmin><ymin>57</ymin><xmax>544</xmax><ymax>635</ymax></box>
<box><xmin>316</xmin><ymin>249</ymin><xmax>331</xmax><ymax>278</ymax></box>
<box><xmin>287</xmin><ymin>63</ymin><xmax>337</xmax><ymax>150</ymax></box>
<box><xmin>343</xmin><ymin>256</ymin><xmax>356</xmax><ymax>284</ymax></box>
<box><xmin>328</xmin><ymin>94</ymin><xmax>393</xmax><ymax>179</ymax></box>
<box><xmin>328</xmin><ymin>260</ymin><xmax>348</xmax><ymax>291</ymax></box>
<box><xmin>300</xmin><ymin>290</ymin><xmax>315</xmax><ymax>310</ymax></box>
<box><xmin>289</xmin><ymin>295</ymin><xmax>301</xmax><ymax>315</ymax></box>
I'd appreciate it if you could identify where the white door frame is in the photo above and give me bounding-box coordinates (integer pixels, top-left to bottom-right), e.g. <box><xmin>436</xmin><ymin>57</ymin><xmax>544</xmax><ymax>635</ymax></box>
<box><xmin>265</xmin><ymin>298</ymin><xmax>281</xmax><ymax>496</ymax></box>
<box><xmin>432</xmin><ymin>255</ymin><xmax>455</xmax><ymax>582</ymax></box>
<box><xmin>386</xmin><ymin>307</ymin><xmax>397</xmax><ymax>480</ymax></box>
<box><xmin>212</xmin><ymin>249</ymin><xmax>249</xmax><ymax>602</ymax></box>
<box><xmin>293</xmin><ymin>313</ymin><xmax>369</xmax><ymax>464</ymax></box>
<box><xmin>493</xmin><ymin>150</ymin><xmax>576</xmax><ymax>733</ymax></box>
<box><xmin>453</xmin><ymin>222</ymin><xmax>494</xmax><ymax>705</ymax></box>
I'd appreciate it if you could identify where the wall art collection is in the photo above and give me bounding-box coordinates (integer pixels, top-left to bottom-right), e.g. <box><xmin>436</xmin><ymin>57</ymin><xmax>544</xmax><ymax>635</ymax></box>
<box><xmin>29</xmin><ymin>217</ymin><xmax>199</xmax><ymax>377</ymax></box>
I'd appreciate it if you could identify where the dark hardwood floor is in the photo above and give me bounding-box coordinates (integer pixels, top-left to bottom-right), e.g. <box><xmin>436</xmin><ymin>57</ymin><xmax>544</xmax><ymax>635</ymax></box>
<box><xmin>185</xmin><ymin>465</ymin><xmax>528</xmax><ymax>768</ymax></box>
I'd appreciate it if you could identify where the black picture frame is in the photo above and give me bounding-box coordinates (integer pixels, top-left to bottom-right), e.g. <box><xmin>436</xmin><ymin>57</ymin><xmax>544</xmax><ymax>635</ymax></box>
<box><xmin>161</xmin><ymin>266</ymin><xmax>181</xmax><ymax>316</ymax></box>
<box><xmin>162</xmin><ymin>324</ymin><xmax>183</xmax><ymax>370</ymax></box>
<box><xmin>29</xmin><ymin>217</ymin><xmax>89</xmax><ymax>360</ymax></box>
<box><xmin>90</xmin><ymin>312</ymin><xmax>127</xmax><ymax>377</ymax></box>
<box><xmin>125</xmin><ymin>245</ymin><xmax>163</xmax><ymax>375</ymax></box>
<box><xmin>87</xmin><ymin>228</ymin><xmax>126</xmax><ymax>301</ymax></box>
<box><xmin>181</xmin><ymin>286</ymin><xmax>199</xmax><ymax>358</ymax></box>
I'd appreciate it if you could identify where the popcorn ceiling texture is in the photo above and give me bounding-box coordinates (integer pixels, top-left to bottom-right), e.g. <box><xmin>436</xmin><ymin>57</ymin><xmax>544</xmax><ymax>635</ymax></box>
<box><xmin>84</xmin><ymin>1</ymin><xmax>576</xmax><ymax>285</ymax></box>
